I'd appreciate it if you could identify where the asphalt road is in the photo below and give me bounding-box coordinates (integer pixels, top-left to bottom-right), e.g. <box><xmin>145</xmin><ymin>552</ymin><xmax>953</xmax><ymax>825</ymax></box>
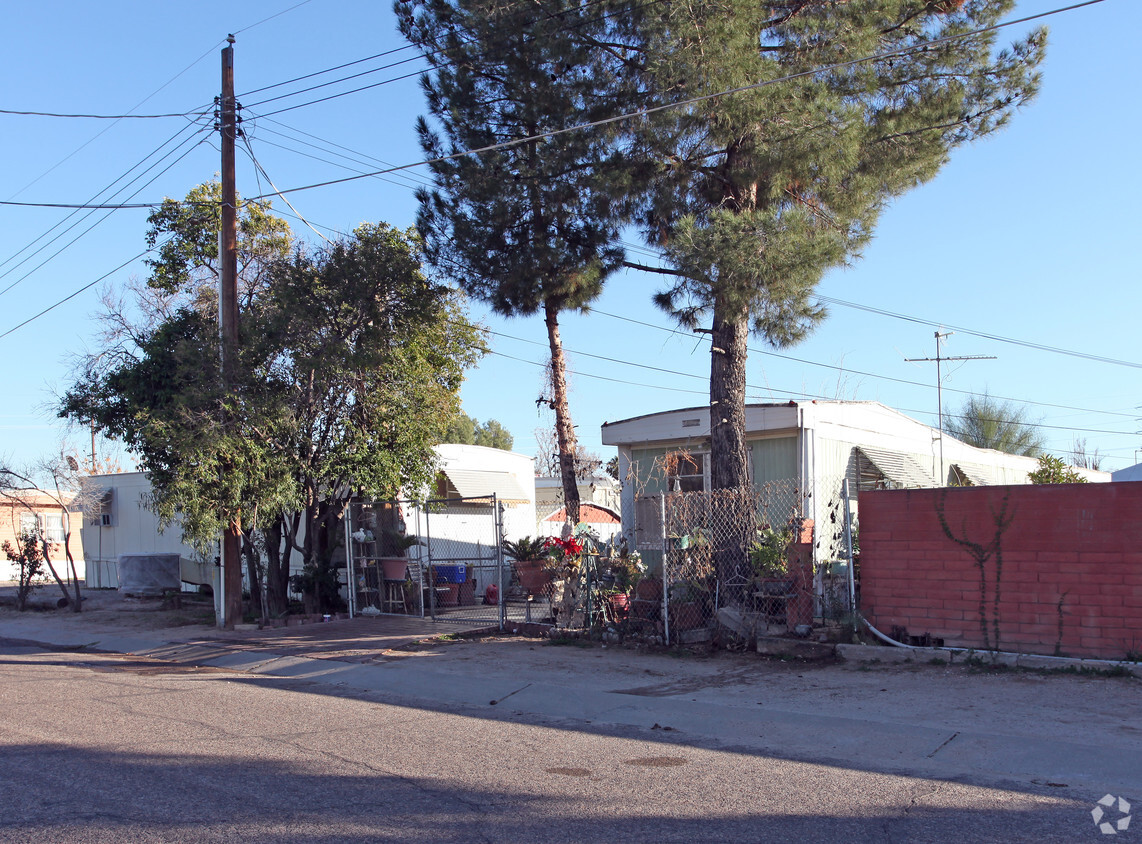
<box><xmin>0</xmin><ymin>639</ymin><xmax>1127</xmax><ymax>843</ymax></box>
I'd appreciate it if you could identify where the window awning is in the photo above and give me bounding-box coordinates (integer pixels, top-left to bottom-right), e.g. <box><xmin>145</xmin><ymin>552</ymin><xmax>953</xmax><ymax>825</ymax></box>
<box><xmin>856</xmin><ymin>446</ymin><xmax>935</xmax><ymax>489</ymax></box>
<box><xmin>439</xmin><ymin>467</ymin><xmax>531</xmax><ymax>503</ymax></box>
<box><xmin>950</xmin><ymin>463</ymin><xmax>992</xmax><ymax>487</ymax></box>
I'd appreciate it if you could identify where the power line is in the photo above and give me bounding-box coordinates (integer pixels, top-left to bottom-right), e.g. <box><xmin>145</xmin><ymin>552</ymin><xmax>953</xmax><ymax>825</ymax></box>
<box><xmin>242</xmin><ymin>53</ymin><xmax>427</xmax><ymax>110</ymax></box>
<box><xmin>244</xmin><ymin>1</ymin><xmax>1102</xmax><ymax>202</ymax></box>
<box><xmin>816</xmin><ymin>294</ymin><xmax>1142</xmax><ymax>370</ymax></box>
<box><xmin>0</xmin><ymin>200</ymin><xmax>167</xmax><ymax>209</ymax></box>
<box><xmin>0</xmin><ymin>246</ymin><xmax>160</xmax><ymax>341</ymax></box>
<box><xmin>240</xmin><ymin>136</ymin><xmax>330</xmax><ymax>243</ymax></box>
<box><xmin>484</xmin><ymin>326</ymin><xmax>1137</xmax><ymax>439</ymax></box>
<box><xmin>245</xmin><ymin>129</ymin><xmax>431</xmax><ymax>193</ymax></box>
<box><xmin>589</xmin><ymin>309</ymin><xmax>1138</xmax><ymax>421</ymax></box>
<box><xmin>234</xmin><ymin>0</ymin><xmax>318</xmax><ymax>34</ymax></box>
<box><xmin>0</xmin><ymin>107</ymin><xmax>202</xmax><ymax>119</ymax></box>
<box><xmin>0</xmin><ymin>129</ymin><xmax>214</xmax><ymax>298</ymax></box>
<box><xmin>236</xmin><ymin>0</ymin><xmax>643</xmax><ymax>110</ymax></box>
<box><xmin>238</xmin><ymin>45</ymin><xmax>418</xmax><ymax>98</ymax></box>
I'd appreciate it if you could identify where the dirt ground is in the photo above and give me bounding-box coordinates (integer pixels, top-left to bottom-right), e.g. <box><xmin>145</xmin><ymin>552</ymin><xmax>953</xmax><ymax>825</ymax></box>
<box><xmin>0</xmin><ymin>582</ymin><xmax>217</xmax><ymax>631</ymax></box>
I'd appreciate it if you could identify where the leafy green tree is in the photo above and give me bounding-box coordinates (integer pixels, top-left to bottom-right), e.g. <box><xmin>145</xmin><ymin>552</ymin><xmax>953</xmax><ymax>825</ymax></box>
<box><xmin>253</xmin><ymin>223</ymin><xmax>485</xmax><ymax>612</ymax></box>
<box><xmin>396</xmin><ymin>0</ymin><xmax>638</xmax><ymax>523</ymax></box>
<box><xmin>622</xmin><ymin>1</ymin><xmax>1045</xmax><ymax>491</ymax></box>
<box><xmin>444</xmin><ymin>412</ymin><xmax>514</xmax><ymax>450</ymax></box>
<box><xmin>1029</xmin><ymin>455</ymin><xmax>1088</xmax><ymax>485</ymax></box>
<box><xmin>474</xmin><ymin>419</ymin><xmax>514</xmax><ymax>451</ymax></box>
<box><xmin>143</xmin><ymin>179</ymin><xmax>291</xmax><ymax>311</ymax></box>
<box><xmin>944</xmin><ymin>392</ymin><xmax>1045</xmax><ymax>456</ymax></box>
<box><xmin>63</xmin><ymin>190</ymin><xmax>484</xmax><ymax>617</ymax></box>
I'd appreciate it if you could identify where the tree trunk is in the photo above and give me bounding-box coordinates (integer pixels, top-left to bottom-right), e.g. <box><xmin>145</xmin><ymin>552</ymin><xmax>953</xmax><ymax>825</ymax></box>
<box><xmin>242</xmin><ymin>529</ymin><xmax>264</xmax><ymax>624</ymax></box>
<box><xmin>709</xmin><ymin>295</ymin><xmax>751</xmax><ymax>492</ymax></box>
<box><xmin>39</xmin><ymin>542</ymin><xmax>75</xmax><ymax>609</ymax></box>
<box><xmin>544</xmin><ymin>301</ymin><xmax>582</xmax><ymax>526</ymax></box>
<box><xmin>264</xmin><ymin>516</ymin><xmax>291</xmax><ymax>619</ymax></box>
<box><xmin>708</xmin><ymin>294</ymin><xmax>755</xmax><ymax>589</ymax></box>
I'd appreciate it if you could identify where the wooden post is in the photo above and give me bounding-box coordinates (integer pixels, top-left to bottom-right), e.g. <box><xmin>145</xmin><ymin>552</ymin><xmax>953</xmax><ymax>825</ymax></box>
<box><xmin>219</xmin><ymin>35</ymin><xmax>242</xmax><ymax>629</ymax></box>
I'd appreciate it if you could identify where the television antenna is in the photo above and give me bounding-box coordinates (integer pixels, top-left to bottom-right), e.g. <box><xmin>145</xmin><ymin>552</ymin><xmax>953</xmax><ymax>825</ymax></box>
<box><xmin>906</xmin><ymin>330</ymin><xmax>996</xmax><ymax>484</ymax></box>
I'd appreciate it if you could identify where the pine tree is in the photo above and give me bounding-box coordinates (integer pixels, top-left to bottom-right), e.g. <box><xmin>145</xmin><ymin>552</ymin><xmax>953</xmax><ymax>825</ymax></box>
<box><xmin>944</xmin><ymin>392</ymin><xmax>1044</xmax><ymax>456</ymax></box>
<box><xmin>396</xmin><ymin>0</ymin><xmax>638</xmax><ymax>523</ymax></box>
<box><xmin>624</xmin><ymin>0</ymin><xmax>1046</xmax><ymax>490</ymax></box>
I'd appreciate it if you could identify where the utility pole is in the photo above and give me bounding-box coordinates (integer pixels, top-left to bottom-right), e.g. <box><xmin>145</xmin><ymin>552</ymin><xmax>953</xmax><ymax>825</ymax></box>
<box><xmin>218</xmin><ymin>35</ymin><xmax>242</xmax><ymax>630</ymax></box>
<box><xmin>906</xmin><ymin>331</ymin><xmax>995</xmax><ymax>485</ymax></box>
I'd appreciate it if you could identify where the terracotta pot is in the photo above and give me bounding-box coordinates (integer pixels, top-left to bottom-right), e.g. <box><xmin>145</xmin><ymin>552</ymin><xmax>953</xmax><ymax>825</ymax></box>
<box><xmin>514</xmin><ymin>558</ymin><xmax>552</xmax><ymax>594</ymax></box>
<box><xmin>380</xmin><ymin>557</ymin><xmax>408</xmax><ymax>580</ymax></box>
<box><xmin>635</xmin><ymin>578</ymin><xmax>663</xmax><ymax>602</ymax></box>
<box><xmin>609</xmin><ymin>592</ymin><xmax>630</xmax><ymax>621</ymax></box>
<box><xmin>670</xmin><ymin>601</ymin><xmax>703</xmax><ymax>630</ymax></box>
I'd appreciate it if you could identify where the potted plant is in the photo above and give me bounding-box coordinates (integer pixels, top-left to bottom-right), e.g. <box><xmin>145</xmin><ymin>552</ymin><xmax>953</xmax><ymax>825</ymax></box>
<box><xmin>668</xmin><ymin>579</ymin><xmax>707</xmax><ymax>631</ymax></box>
<box><xmin>379</xmin><ymin>528</ymin><xmax>422</xmax><ymax>581</ymax></box>
<box><xmin>502</xmin><ymin>536</ymin><xmax>552</xmax><ymax>595</ymax></box>
<box><xmin>749</xmin><ymin>526</ymin><xmax>793</xmax><ymax>595</ymax></box>
<box><xmin>601</xmin><ymin>548</ymin><xmax>642</xmax><ymax>620</ymax></box>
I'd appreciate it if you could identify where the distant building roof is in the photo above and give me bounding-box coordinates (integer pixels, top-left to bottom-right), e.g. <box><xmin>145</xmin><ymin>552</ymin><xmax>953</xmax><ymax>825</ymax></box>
<box><xmin>541</xmin><ymin>503</ymin><xmax>621</xmax><ymax>525</ymax></box>
<box><xmin>1112</xmin><ymin>463</ymin><xmax>1142</xmax><ymax>482</ymax></box>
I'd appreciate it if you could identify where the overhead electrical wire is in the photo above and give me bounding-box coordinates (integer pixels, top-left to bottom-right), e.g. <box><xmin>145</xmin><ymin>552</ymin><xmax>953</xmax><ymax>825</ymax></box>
<box><xmin>240</xmin><ymin>135</ymin><xmax>330</xmax><ymax>243</ymax></box>
<box><xmin>236</xmin><ymin>0</ymin><xmax>645</xmax><ymax>112</ymax></box>
<box><xmin>0</xmin><ymin>246</ymin><xmax>163</xmax><ymax>341</ymax></box>
<box><xmin>483</xmin><ymin>327</ymin><xmax>1136</xmax><ymax>439</ymax></box>
<box><xmin>239</xmin><ymin>121</ymin><xmax>1134</xmax><ymax>432</ymax></box>
<box><xmin>590</xmin><ymin>309</ymin><xmax>1139</xmax><ymax>420</ymax></box>
<box><xmin>245</xmin><ymin>1</ymin><xmax>1103</xmax><ymax>202</ymax></box>
<box><xmin>238</xmin><ymin>44</ymin><xmax>419</xmax><ymax>98</ymax></box>
<box><xmin>0</xmin><ymin>107</ymin><xmax>206</xmax><ymax>120</ymax></box>
<box><xmin>234</xmin><ymin>0</ymin><xmax>318</xmax><ymax>34</ymax></box>
<box><xmin>0</xmin><ymin>127</ymin><xmax>214</xmax><ymax>298</ymax></box>
<box><xmin>815</xmin><ymin>294</ymin><xmax>1142</xmax><ymax>370</ymax></box>
<box><xmin>228</xmin><ymin>119</ymin><xmax>1138</xmax><ymax>438</ymax></box>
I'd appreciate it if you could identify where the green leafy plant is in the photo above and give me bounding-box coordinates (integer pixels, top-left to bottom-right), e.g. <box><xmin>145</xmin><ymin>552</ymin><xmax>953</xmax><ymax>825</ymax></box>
<box><xmin>380</xmin><ymin>528</ymin><xmax>422</xmax><ymax>557</ymax></box>
<box><xmin>3</xmin><ymin>531</ymin><xmax>47</xmax><ymax>611</ymax></box>
<box><xmin>1029</xmin><ymin>455</ymin><xmax>1089</xmax><ymax>484</ymax></box>
<box><xmin>502</xmin><ymin>536</ymin><xmax>549</xmax><ymax>561</ymax></box>
<box><xmin>749</xmin><ymin>526</ymin><xmax>793</xmax><ymax>579</ymax></box>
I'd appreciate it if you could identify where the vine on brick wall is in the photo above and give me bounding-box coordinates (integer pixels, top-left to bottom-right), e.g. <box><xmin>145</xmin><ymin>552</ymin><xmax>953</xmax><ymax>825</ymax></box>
<box><xmin>934</xmin><ymin>491</ymin><xmax>1016</xmax><ymax>653</ymax></box>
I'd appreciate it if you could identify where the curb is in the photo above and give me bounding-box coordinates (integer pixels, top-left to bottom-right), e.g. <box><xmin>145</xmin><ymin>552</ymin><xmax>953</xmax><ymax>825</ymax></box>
<box><xmin>836</xmin><ymin>642</ymin><xmax>1142</xmax><ymax>676</ymax></box>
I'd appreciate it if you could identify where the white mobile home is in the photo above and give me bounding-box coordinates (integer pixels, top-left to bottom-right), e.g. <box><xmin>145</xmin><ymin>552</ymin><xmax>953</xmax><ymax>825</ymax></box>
<box><xmin>602</xmin><ymin>400</ymin><xmax>1108</xmax><ymax>556</ymax></box>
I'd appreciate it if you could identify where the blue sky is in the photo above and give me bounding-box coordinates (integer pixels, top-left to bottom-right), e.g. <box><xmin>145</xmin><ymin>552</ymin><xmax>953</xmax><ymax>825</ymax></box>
<box><xmin>1</xmin><ymin>0</ymin><xmax>1138</xmax><ymax>476</ymax></box>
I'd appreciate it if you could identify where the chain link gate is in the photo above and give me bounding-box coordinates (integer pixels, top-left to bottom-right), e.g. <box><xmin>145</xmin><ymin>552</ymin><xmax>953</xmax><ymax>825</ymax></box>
<box><xmin>632</xmin><ymin>478</ymin><xmax>856</xmax><ymax>645</ymax></box>
<box><xmin>345</xmin><ymin>496</ymin><xmax>509</xmax><ymax>628</ymax></box>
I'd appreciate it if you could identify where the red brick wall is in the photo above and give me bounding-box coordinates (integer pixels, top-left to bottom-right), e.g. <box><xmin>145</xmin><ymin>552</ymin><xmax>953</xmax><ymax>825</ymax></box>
<box><xmin>859</xmin><ymin>482</ymin><xmax>1142</xmax><ymax>660</ymax></box>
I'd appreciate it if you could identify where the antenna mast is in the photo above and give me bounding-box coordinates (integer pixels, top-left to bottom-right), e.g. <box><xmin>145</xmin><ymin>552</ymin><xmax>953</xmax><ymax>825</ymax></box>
<box><xmin>906</xmin><ymin>330</ymin><xmax>996</xmax><ymax>485</ymax></box>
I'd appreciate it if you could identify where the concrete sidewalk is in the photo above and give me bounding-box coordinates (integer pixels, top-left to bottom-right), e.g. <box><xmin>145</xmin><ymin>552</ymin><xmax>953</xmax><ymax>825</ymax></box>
<box><xmin>2</xmin><ymin>601</ymin><xmax>1139</xmax><ymax>804</ymax></box>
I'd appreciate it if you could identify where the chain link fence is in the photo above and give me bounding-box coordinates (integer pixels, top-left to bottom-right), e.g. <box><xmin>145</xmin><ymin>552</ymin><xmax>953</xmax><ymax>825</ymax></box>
<box><xmin>533</xmin><ymin>477</ymin><xmax>857</xmax><ymax>646</ymax></box>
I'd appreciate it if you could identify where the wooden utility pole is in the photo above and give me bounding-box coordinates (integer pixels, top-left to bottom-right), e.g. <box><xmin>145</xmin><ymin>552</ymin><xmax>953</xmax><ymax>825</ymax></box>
<box><xmin>219</xmin><ymin>35</ymin><xmax>242</xmax><ymax>629</ymax></box>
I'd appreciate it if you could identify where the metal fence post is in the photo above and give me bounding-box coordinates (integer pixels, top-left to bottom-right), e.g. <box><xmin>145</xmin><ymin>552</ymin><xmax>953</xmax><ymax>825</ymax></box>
<box><xmin>497</xmin><ymin>497</ymin><xmax>506</xmax><ymax>631</ymax></box>
<box><xmin>345</xmin><ymin>502</ymin><xmax>355</xmax><ymax>619</ymax></box>
<box><xmin>841</xmin><ymin>478</ymin><xmax>856</xmax><ymax>618</ymax></box>
<box><xmin>660</xmin><ymin>492</ymin><xmax>670</xmax><ymax>645</ymax></box>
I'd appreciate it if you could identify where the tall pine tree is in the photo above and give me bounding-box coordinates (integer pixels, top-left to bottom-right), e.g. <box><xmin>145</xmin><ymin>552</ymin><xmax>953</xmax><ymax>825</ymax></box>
<box><xmin>623</xmin><ymin>0</ymin><xmax>1045</xmax><ymax>490</ymax></box>
<box><xmin>396</xmin><ymin>0</ymin><xmax>639</xmax><ymax>524</ymax></box>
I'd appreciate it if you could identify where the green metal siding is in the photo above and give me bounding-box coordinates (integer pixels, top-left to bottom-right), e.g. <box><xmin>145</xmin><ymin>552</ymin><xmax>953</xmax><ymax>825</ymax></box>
<box><xmin>751</xmin><ymin>437</ymin><xmax>797</xmax><ymax>485</ymax></box>
<box><xmin>631</xmin><ymin>446</ymin><xmax>670</xmax><ymax>496</ymax></box>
